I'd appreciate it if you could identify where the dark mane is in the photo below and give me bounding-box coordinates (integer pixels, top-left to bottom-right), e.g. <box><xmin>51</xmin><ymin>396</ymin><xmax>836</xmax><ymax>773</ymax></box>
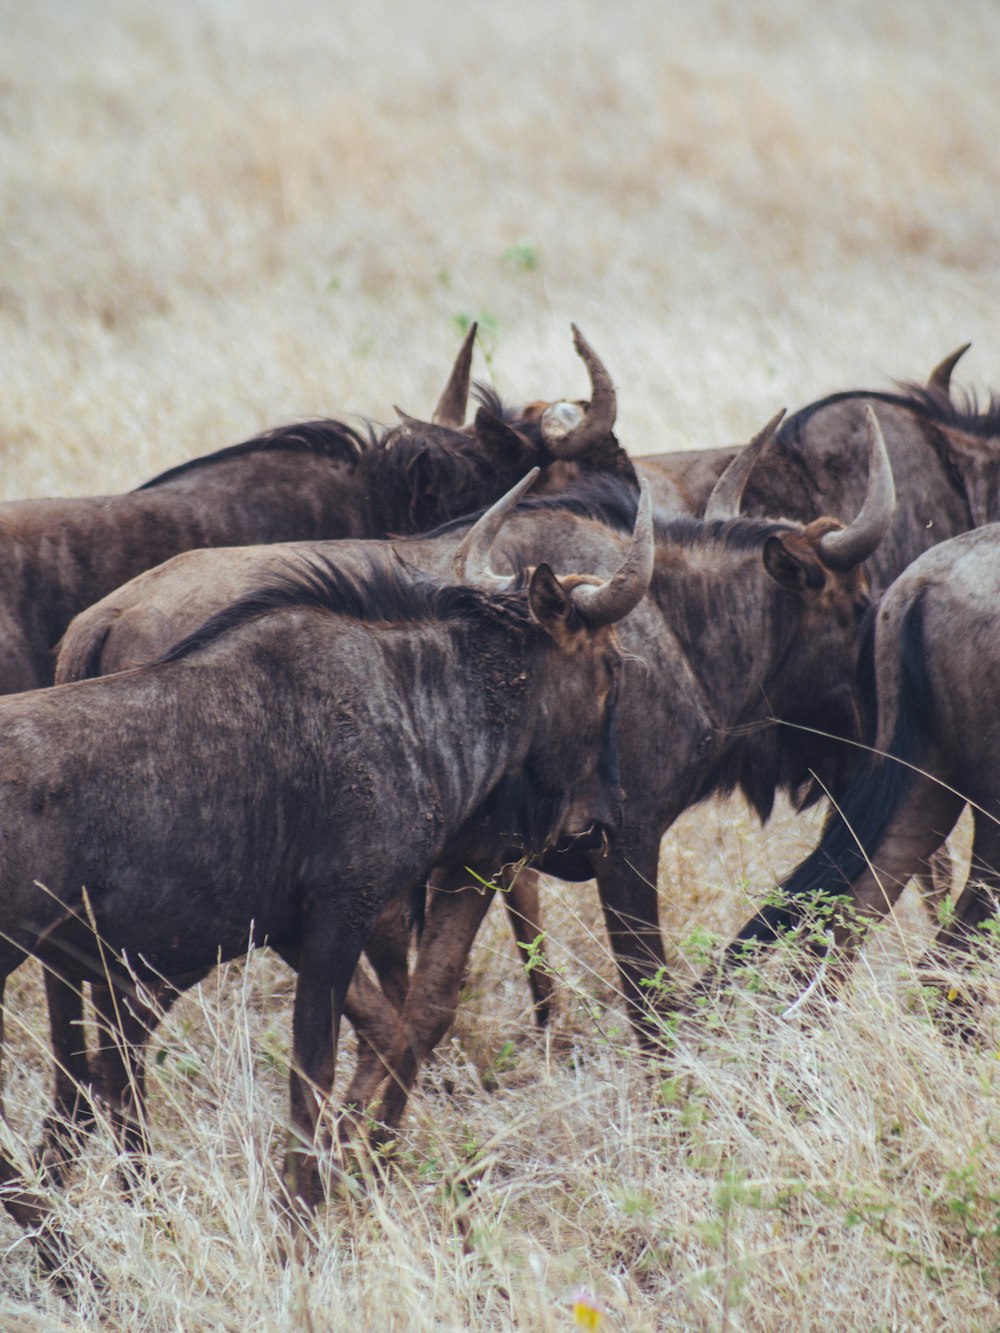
<box><xmin>472</xmin><ymin>382</ymin><xmax>522</xmax><ymax>423</ymax></box>
<box><xmin>895</xmin><ymin>381</ymin><xmax>1000</xmax><ymax>437</ymax></box>
<box><xmin>373</xmin><ymin>421</ymin><xmax>523</xmax><ymax>531</ymax></box>
<box><xmin>779</xmin><ymin>382</ymin><xmax>1000</xmax><ymax>449</ymax></box>
<box><xmin>652</xmin><ymin>513</ymin><xmax>795</xmax><ymax>551</ymax></box>
<box><xmin>136</xmin><ymin>419</ymin><xmax>370</xmax><ymax>489</ymax></box>
<box><xmin>157</xmin><ymin>551</ymin><xmax>533</xmax><ymax>665</ymax></box>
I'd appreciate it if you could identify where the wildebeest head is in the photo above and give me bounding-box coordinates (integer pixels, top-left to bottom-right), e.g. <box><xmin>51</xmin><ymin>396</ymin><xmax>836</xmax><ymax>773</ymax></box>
<box><xmin>492</xmin><ymin>325</ymin><xmax>637</xmax><ymax>493</ymax></box>
<box><xmin>694</xmin><ymin>406</ymin><xmax>895</xmax><ymax>816</ymax></box>
<box><xmin>454</xmin><ymin>473</ymin><xmax>654</xmax><ymax>850</ymax></box>
<box><xmin>387</xmin><ymin>324</ymin><xmax>637</xmax><ymax>528</ymax></box>
<box><xmin>910</xmin><ymin>343</ymin><xmax>1000</xmax><ymax>529</ymax></box>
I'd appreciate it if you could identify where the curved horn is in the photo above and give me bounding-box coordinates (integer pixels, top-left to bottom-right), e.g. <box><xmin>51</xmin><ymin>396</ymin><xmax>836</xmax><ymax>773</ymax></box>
<box><xmin>452</xmin><ymin>468</ymin><xmax>540</xmax><ymax>591</ymax></box>
<box><xmin>570</xmin><ymin>479</ymin><xmax>655</xmax><ymax>626</ymax></box>
<box><xmin>540</xmin><ymin>324</ymin><xmax>617</xmax><ymax>459</ymax></box>
<box><xmin>818</xmin><ymin>407</ymin><xmax>896</xmax><ymax>570</ymax></box>
<box><xmin>926</xmin><ymin>342</ymin><xmax>971</xmax><ymax>399</ymax></box>
<box><xmin>703</xmin><ymin>409</ymin><xmax>786</xmax><ymax>520</ymax></box>
<box><xmin>432</xmin><ymin>322</ymin><xmax>478</xmax><ymax>427</ymax></box>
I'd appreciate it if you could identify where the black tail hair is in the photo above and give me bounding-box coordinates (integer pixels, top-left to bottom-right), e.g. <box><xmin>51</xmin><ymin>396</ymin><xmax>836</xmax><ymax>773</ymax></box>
<box><xmin>728</xmin><ymin>591</ymin><xmax>933</xmax><ymax>951</ymax></box>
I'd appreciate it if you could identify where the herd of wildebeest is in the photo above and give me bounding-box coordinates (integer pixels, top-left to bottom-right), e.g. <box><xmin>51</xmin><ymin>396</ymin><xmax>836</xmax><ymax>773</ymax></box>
<box><xmin>1</xmin><ymin>324</ymin><xmax>998</xmax><ymax>1275</ymax></box>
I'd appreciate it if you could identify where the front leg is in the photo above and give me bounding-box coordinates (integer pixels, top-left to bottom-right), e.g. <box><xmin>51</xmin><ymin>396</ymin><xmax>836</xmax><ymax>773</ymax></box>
<box><xmin>373</xmin><ymin>867</ymin><xmax>494</xmax><ymax>1133</ymax></box>
<box><xmin>593</xmin><ymin>833</ymin><xmax>672</xmax><ymax>1049</ymax></box>
<box><xmin>281</xmin><ymin>905</ymin><xmax>370</xmax><ymax>1217</ymax></box>
<box><xmin>501</xmin><ymin>866</ymin><xmax>554</xmax><ymax>1027</ymax></box>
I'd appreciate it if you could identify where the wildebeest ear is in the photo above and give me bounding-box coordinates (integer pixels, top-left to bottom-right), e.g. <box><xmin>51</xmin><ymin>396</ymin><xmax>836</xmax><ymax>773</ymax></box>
<box><xmin>527</xmin><ymin>563</ymin><xmax>574</xmax><ymax>633</ymax></box>
<box><xmin>762</xmin><ymin>534</ymin><xmax>813</xmax><ymax>591</ymax></box>
<box><xmin>474</xmin><ymin>406</ymin><xmax>531</xmax><ymax>455</ymax></box>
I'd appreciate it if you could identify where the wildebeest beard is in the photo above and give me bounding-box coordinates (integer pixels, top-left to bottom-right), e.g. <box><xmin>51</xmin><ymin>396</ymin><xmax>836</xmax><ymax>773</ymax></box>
<box><xmin>692</xmin><ymin>682</ymin><xmax>864</xmax><ymax>823</ymax></box>
<box><xmin>449</xmin><ymin>680</ymin><xmax>624</xmax><ymax>880</ymax></box>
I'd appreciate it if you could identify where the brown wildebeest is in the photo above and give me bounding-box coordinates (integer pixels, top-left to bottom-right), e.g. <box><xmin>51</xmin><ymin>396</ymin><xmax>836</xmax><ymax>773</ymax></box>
<box><xmin>634</xmin><ymin>347</ymin><xmax>991</xmax><ymax>594</ymax></box>
<box><xmin>0</xmin><ymin>322</ymin><xmax>636</xmax><ymax>698</ymax></box>
<box><xmin>713</xmin><ymin>521</ymin><xmax>1000</xmax><ymax>990</ymax></box>
<box><xmin>348</xmin><ymin>407</ymin><xmax>898</xmax><ymax>1126</ymax></box>
<box><xmin>0</xmin><ymin>471</ymin><xmax>654</xmax><ymax>1252</ymax></box>
<box><xmin>55</xmin><ymin>410</ymin><xmax>895</xmax><ymax>1137</ymax></box>
<box><xmin>1</xmin><ymin>324</ymin><xmax>639</xmax><ymax>1153</ymax></box>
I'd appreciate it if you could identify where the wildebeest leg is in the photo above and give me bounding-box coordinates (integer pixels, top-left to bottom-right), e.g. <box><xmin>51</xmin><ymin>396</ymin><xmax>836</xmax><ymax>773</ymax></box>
<box><xmin>338</xmin><ymin>965</ymin><xmax>408</xmax><ymax>1121</ymax></box>
<box><xmin>89</xmin><ymin>977</ymin><xmax>202</xmax><ymax>1170</ymax></box>
<box><xmin>823</xmin><ymin>775</ymin><xmax>965</xmax><ymax>976</ymax></box>
<box><xmin>273</xmin><ymin>939</ymin><xmax>408</xmax><ymax>1125</ymax></box>
<box><xmin>373</xmin><ymin>870</ymin><xmax>494</xmax><ymax>1133</ymax></box>
<box><xmin>931</xmin><ymin>806</ymin><xmax>1000</xmax><ymax>954</ymax></box>
<box><xmin>0</xmin><ymin>960</ymin><xmax>76</xmax><ymax>1279</ymax></box>
<box><xmin>281</xmin><ymin>910</ymin><xmax>370</xmax><ymax>1216</ymax></box>
<box><xmin>0</xmin><ymin>1149</ymin><xmax>76</xmax><ymax>1281</ymax></box>
<box><xmin>361</xmin><ymin>896</ymin><xmax>412</xmax><ymax>1011</ymax></box>
<box><xmin>38</xmin><ymin>973</ymin><xmax>97</xmax><ymax>1183</ymax></box>
<box><xmin>593</xmin><ymin>836</ymin><xmax>670</xmax><ymax>1049</ymax></box>
<box><xmin>501</xmin><ymin>866</ymin><xmax>555</xmax><ymax>1027</ymax></box>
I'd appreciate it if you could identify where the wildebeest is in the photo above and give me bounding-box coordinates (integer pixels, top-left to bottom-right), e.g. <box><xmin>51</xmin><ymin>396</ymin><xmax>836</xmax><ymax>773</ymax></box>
<box><xmin>714</xmin><ymin>521</ymin><xmax>1000</xmax><ymax>983</ymax></box>
<box><xmin>0</xmin><ymin>472</ymin><xmax>653</xmax><ymax>1240</ymax></box>
<box><xmin>1</xmin><ymin>324</ymin><xmax>639</xmax><ymax>1158</ymax></box>
<box><xmin>0</xmin><ymin>323</ymin><xmax>635</xmax><ymax>697</ymax></box>
<box><xmin>635</xmin><ymin>346</ymin><xmax>991</xmax><ymax>594</ymax></box>
<box><xmin>348</xmin><ymin>406</ymin><xmax>899</xmax><ymax>1123</ymax></box>
<box><xmin>55</xmin><ymin>408</ymin><xmax>895</xmax><ymax>1126</ymax></box>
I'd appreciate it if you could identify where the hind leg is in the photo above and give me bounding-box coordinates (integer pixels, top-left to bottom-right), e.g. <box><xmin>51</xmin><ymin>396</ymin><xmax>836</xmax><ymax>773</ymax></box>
<box><xmin>362</xmin><ymin>896</ymin><xmax>412</xmax><ymax>1012</ymax></box>
<box><xmin>338</xmin><ymin>965</ymin><xmax>408</xmax><ymax>1123</ymax></box>
<box><xmin>89</xmin><ymin>979</ymin><xmax>193</xmax><ymax>1167</ymax></box>
<box><xmin>821</xmin><ymin>775</ymin><xmax>964</xmax><ymax>977</ymax></box>
<box><xmin>931</xmin><ymin>805</ymin><xmax>1000</xmax><ymax>953</ymax></box>
<box><xmin>38</xmin><ymin>973</ymin><xmax>98</xmax><ymax>1183</ymax></box>
<box><xmin>916</xmin><ymin>805</ymin><xmax>1000</xmax><ymax>1038</ymax></box>
<box><xmin>712</xmin><ymin>771</ymin><xmax>965</xmax><ymax>997</ymax></box>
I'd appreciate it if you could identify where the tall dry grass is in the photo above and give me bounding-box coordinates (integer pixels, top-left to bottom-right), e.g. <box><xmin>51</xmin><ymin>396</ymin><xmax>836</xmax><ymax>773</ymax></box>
<box><xmin>2</xmin><ymin>0</ymin><xmax>1000</xmax><ymax>1327</ymax></box>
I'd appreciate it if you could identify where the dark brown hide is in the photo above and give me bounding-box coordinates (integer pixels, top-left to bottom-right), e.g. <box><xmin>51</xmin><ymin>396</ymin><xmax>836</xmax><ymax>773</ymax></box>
<box><xmin>636</xmin><ymin>349</ymin><xmax>1000</xmax><ymax>593</ymax></box>
<box><xmin>719</xmin><ymin>524</ymin><xmax>1000</xmax><ymax>982</ymax></box>
<box><xmin>0</xmin><ymin>544</ymin><xmax>635</xmax><ymax>1228</ymax></box>
<box><xmin>57</xmin><ymin>454</ymin><xmax>889</xmax><ymax>1117</ymax></box>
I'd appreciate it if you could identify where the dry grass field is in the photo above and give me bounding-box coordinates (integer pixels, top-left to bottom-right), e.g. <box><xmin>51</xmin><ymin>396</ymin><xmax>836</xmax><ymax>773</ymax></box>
<box><xmin>3</xmin><ymin>1</ymin><xmax>1000</xmax><ymax>1327</ymax></box>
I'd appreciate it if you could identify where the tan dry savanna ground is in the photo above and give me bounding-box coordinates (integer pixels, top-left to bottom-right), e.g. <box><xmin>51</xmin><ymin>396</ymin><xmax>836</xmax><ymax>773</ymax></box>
<box><xmin>2</xmin><ymin>1</ymin><xmax>1000</xmax><ymax>1328</ymax></box>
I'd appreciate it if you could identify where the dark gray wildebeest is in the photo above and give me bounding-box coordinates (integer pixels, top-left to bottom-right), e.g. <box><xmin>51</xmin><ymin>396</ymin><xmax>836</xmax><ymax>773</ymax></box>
<box><xmin>0</xmin><ymin>321</ymin><xmax>635</xmax><ymax>697</ymax></box>
<box><xmin>635</xmin><ymin>345</ymin><xmax>992</xmax><ymax>594</ymax></box>
<box><xmin>0</xmin><ymin>471</ymin><xmax>653</xmax><ymax>1253</ymax></box>
<box><xmin>53</xmin><ymin>408</ymin><xmax>895</xmax><ymax>1139</ymax></box>
<box><xmin>0</xmin><ymin>324</ymin><xmax>636</xmax><ymax>1150</ymax></box>
<box><xmin>712</xmin><ymin>521</ymin><xmax>1000</xmax><ymax>997</ymax></box>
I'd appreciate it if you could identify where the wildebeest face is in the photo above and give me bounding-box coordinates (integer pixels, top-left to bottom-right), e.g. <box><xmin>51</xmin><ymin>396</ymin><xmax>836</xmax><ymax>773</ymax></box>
<box><xmin>526</xmin><ymin>564</ymin><xmax>627</xmax><ymax>845</ymax></box>
<box><xmin>760</xmin><ymin>518</ymin><xmax>874</xmax><ymax>797</ymax></box>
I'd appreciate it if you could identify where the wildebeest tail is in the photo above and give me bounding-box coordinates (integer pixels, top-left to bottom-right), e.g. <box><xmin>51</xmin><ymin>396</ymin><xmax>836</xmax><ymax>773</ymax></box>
<box><xmin>728</xmin><ymin>590</ymin><xmax>933</xmax><ymax>952</ymax></box>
